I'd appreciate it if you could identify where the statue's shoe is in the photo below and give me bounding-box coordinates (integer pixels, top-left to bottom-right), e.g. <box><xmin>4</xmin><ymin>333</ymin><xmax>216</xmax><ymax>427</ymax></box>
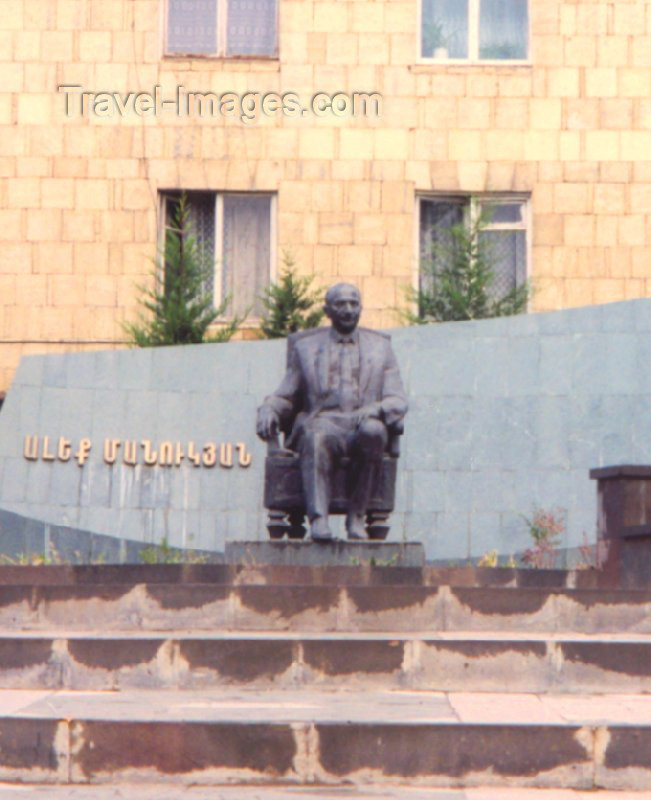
<box><xmin>346</xmin><ymin>512</ymin><xmax>367</xmax><ymax>540</ymax></box>
<box><xmin>310</xmin><ymin>517</ymin><xmax>334</xmax><ymax>541</ymax></box>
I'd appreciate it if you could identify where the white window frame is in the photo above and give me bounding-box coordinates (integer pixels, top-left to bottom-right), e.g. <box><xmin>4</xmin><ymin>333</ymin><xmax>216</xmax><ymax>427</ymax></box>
<box><xmin>164</xmin><ymin>0</ymin><xmax>279</xmax><ymax>58</ymax></box>
<box><xmin>418</xmin><ymin>0</ymin><xmax>531</xmax><ymax>65</ymax></box>
<box><xmin>159</xmin><ymin>190</ymin><xmax>276</xmax><ymax>321</ymax></box>
<box><xmin>414</xmin><ymin>193</ymin><xmax>530</xmax><ymax>303</ymax></box>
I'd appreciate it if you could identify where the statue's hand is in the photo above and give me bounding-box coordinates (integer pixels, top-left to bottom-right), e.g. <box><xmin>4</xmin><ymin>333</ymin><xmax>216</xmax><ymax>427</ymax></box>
<box><xmin>256</xmin><ymin>405</ymin><xmax>279</xmax><ymax>440</ymax></box>
<box><xmin>353</xmin><ymin>402</ymin><xmax>382</xmax><ymax>427</ymax></box>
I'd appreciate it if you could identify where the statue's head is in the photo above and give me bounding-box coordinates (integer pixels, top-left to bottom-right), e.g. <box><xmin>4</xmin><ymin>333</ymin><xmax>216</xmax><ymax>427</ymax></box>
<box><xmin>324</xmin><ymin>283</ymin><xmax>362</xmax><ymax>335</ymax></box>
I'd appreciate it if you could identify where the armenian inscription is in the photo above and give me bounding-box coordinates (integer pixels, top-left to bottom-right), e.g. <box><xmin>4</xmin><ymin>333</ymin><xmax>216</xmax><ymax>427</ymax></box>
<box><xmin>23</xmin><ymin>435</ymin><xmax>253</xmax><ymax>469</ymax></box>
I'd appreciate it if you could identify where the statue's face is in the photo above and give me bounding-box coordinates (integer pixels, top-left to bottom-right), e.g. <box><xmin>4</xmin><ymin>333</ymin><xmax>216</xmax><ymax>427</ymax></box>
<box><xmin>325</xmin><ymin>286</ymin><xmax>361</xmax><ymax>334</ymax></box>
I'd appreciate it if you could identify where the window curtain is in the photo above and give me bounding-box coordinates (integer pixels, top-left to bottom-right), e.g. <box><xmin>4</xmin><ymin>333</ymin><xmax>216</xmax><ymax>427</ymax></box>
<box><xmin>227</xmin><ymin>0</ymin><xmax>277</xmax><ymax>56</ymax></box>
<box><xmin>222</xmin><ymin>195</ymin><xmax>271</xmax><ymax>317</ymax></box>
<box><xmin>167</xmin><ymin>0</ymin><xmax>217</xmax><ymax>54</ymax></box>
<box><xmin>479</xmin><ymin>0</ymin><xmax>528</xmax><ymax>59</ymax></box>
<box><xmin>421</xmin><ymin>0</ymin><xmax>468</xmax><ymax>58</ymax></box>
<box><xmin>419</xmin><ymin>199</ymin><xmax>465</xmax><ymax>291</ymax></box>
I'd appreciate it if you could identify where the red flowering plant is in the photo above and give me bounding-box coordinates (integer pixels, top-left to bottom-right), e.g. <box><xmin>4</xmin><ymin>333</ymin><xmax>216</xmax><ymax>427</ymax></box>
<box><xmin>521</xmin><ymin>508</ymin><xmax>565</xmax><ymax>569</ymax></box>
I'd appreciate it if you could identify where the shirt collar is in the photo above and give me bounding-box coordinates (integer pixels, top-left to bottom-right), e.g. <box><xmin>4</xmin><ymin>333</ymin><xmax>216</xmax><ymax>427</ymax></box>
<box><xmin>330</xmin><ymin>328</ymin><xmax>359</xmax><ymax>345</ymax></box>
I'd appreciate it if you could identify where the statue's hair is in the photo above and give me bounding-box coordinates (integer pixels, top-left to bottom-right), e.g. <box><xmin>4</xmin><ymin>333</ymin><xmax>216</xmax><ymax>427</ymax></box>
<box><xmin>324</xmin><ymin>283</ymin><xmax>361</xmax><ymax>306</ymax></box>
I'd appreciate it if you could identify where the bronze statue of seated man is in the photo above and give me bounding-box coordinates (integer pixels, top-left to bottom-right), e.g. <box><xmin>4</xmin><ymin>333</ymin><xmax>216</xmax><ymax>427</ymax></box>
<box><xmin>256</xmin><ymin>283</ymin><xmax>408</xmax><ymax>542</ymax></box>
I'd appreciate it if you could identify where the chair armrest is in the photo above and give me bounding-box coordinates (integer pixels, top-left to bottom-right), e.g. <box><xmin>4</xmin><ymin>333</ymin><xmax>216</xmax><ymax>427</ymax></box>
<box><xmin>386</xmin><ymin>420</ymin><xmax>404</xmax><ymax>458</ymax></box>
<box><xmin>266</xmin><ymin>434</ymin><xmax>296</xmax><ymax>458</ymax></box>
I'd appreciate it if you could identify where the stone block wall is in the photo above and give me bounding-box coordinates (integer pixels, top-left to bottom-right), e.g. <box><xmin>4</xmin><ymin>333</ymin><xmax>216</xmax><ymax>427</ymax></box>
<box><xmin>1</xmin><ymin>300</ymin><xmax>651</xmax><ymax>561</ymax></box>
<box><xmin>1</xmin><ymin>0</ymin><xmax>651</xmax><ymax>392</ymax></box>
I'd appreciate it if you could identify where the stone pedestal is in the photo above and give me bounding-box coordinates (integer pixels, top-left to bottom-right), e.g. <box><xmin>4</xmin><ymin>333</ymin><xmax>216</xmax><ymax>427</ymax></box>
<box><xmin>225</xmin><ymin>540</ymin><xmax>425</xmax><ymax>568</ymax></box>
<box><xmin>590</xmin><ymin>465</ymin><xmax>651</xmax><ymax>587</ymax></box>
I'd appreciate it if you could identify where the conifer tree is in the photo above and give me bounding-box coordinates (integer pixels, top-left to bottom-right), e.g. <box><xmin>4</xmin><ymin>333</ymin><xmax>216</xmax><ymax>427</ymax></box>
<box><xmin>406</xmin><ymin>212</ymin><xmax>529</xmax><ymax>324</ymax></box>
<box><xmin>123</xmin><ymin>194</ymin><xmax>243</xmax><ymax>346</ymax></box>
<box><xmin>258</xmin><ymin>251</ymin><xmax>324</xmax><ymax>338</ymax></box>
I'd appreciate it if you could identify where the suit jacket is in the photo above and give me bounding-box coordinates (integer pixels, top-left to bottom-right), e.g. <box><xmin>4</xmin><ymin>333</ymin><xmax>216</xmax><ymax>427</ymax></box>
<box><xmin>263</xmin><ymin>327</ymin><xmax>408</xmax><ymax>440</ymax></box>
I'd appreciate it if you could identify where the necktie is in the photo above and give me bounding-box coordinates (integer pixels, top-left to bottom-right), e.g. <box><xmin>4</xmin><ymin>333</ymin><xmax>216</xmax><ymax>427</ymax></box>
<box><xmin>339</xmin><ymin>341</ymin><xmax>355</xmax><ymax>412</ymax></box>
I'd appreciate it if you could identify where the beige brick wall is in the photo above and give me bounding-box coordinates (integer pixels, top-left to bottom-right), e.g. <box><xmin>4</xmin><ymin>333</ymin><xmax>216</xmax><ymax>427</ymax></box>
<box><xmin>1</xmin><ymin>0</ymin><xmax>651</xmax><ymax>391</ymax></box>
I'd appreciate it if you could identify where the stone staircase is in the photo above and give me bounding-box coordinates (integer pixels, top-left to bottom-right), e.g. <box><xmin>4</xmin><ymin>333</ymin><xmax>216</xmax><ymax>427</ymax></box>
<box><xmin>0</xmin><ymin>562</ymin><xmax>651</xmax><ymax>797</ymax></box>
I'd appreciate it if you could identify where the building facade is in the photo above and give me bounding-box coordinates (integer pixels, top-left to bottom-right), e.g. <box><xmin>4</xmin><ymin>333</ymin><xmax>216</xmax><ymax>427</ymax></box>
<box><xmin>1</xmin><ymin>0</ymin><xmax>650</xmax><ymax>393</ymax></box>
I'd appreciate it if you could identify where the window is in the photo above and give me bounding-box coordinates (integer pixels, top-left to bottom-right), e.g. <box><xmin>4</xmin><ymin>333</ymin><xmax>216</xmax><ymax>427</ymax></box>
<box><xmin>418</xmin><ymin>195</ymin><xmax>528</xmax><ymax>306</ymax></box>
<box><xmin>160</xmin><ymin>191</ymin><xmax>274</xmax><ymax>318</ymax></box>
<box><xmin>166</xmin><ymin>0</ymin><xmax>278</xmax><ymax>57</ymax></box>
<box><xmin>420</xmin><ymin>0</ymin><xmax>528</xmax><ymax>62</ymax></box>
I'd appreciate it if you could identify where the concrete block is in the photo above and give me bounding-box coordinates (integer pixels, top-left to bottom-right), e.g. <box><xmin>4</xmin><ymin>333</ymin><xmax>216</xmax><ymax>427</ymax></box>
<box><xmin>14</xmin><ymin>356</ymin><xmax>44</xmax><ymax>387</ymax></box>
<box><xmin>469</xmin><ymin>397</ymin><xmax>506</xmax><ymax>470</ymax></box>
<box><xmin>110</xmin><ymin>465</ymin><xmax>142</xmax><ymax>510</ymax></box>
<box><xmin>49</xmin><ymin>523</ymin><xmax>92</xmax><ymax>562</ymax></box>
<box><xmin>573</xmin><ymin>334</ymin><xmax>638</xmax><ymax>396</ymax></box>
<box><xmin>565</xmin><ymin>508</ymin><xmax>596</xmax><ymax>548</ymax></box>
<box><xmin>540</xmin><ymin>337</ymin><xmax>573</xmax><ymax>395</ymax></box>
<box><xmin>221</xmin><ymin>509</ymin><xmax>247</xmax><ymax>540</ymax></box>
<box><xmin>527</xmin><ymin>469</ymin><xmax>572</xmax><ymax>511</ymax></box>
<box><xmin>49</xmin><ymin>464</ymin><xmax>82</xmax><ymax>508</ymax></box>
<box><xmin>633</xmin><ymin>299</ymin><xmax>651</xmax><ymax>331</ymax></box>
<box><xmin>409</xmin><ymin>338</ymin><xmax>475</xmax><ymax>396</ymax></box>
<box><xmin>411</xmin><ymin>470</ymin><xmax>445</xmax><ymax>513</ymax></box>
<box><xmin>200</xmin><ymin>469</ymin><xmax>223</xmax><ymax>512</ymax></box>
<box><xmin>416</xmin><ymin>511</ymin><xmax>469</xmax><ymax>560</ymax></box>
<box><xmin>473</xmin><ymin>337</ymin><xmax>508</xmax><ymax>396</ymax></box>
<box><xmin>471</xmin><ymin>469</ymin><xmax>515</xmax><ymax>513</ymax></box>
<box><xmin>1</xmin><ymin>458</ymin><xmax>28</xmax><ymax>503</ymax></box>
<box><xmin>17</xmin><ymin>385</ymin><xmax>42</xmax><ymax>434</ymax></box>
<box><xmin>79</xmin><ymin>463</ymin><xmax>112</xmax><ymax>508</ymax></box>
<box><xmin>118</xmin><ymin>508</ymin><xmax>150</xmax><ymax>543</ymax></box>
<box><xmin>156</xmin><ymin>392</ymin><xmax>194</xmax><ymax>440</ymax></box>
<box><xmin>169</xmin><ymin>468</ymin><xmax>201</xmax><ymax>511</ymax></box>
<box><xmin>94</xmin><ymin>350</ymin><xmax>153</xmax><ymax>392</ymax></box>
<box><xmin>444</xmin><ymin>470</ymin><xmax>472</xmax><ymax>513</ymax></box>
<box><xmin>402</xmin><ymin>407</ymin><xmax>441</xmax><ymax>472</ymax></box>
<box><xmin>569</xmin><ymin>467</ymin><xmax>595</xmax><ymax>507</ymax></box>
<box><xmin>629</xmin><ymin>404</ymin><xmax>651</xmax><ymax>462</ymax></box>
<box><xmin>247</xmin><ymin>343</ymin><xmax>286</xmax><ymax>396</ymax></box>
<box><xmin>65</xmin><ymin>352</ymin><xmax>96</xmax><ymax>390</ymax></box>
<box><xmin>91</xmin><ymin>389</ymin><xmax>128</xmax><ymax>438</ymax></box>
<box><xmin>88</xmin><ymin>530</ymin><xmax>125</xmax><ymax>563</ymax></box>
<box><xmin>469</xmin><ymin>512</ymin><xmax>502</xmax><ymax>558</ymax></box>
<box><xmin>144</xmin><ymin>469</ymin><xmax>173</xmax><ymax>510</ymax></box>
<box><xmin>122</xmin><ymin>392</ymin><xmax>159</xmax><ymax>440</ymax></box>
<box><xmin>24</xmin><ymin>461</ymin><xmax>52</xmax><ymax>505</ymax></box>
<box><xmin>180</xmin><ymin>393</ymin><xmax>214</xmax><ymax>441</ymax></box>
<box><xmin>506</xmin><ymin>337</ymin><xmax>541</xmax><ymax>397</ymax></box>
<box><xmin>568</xmin><ymin>396</ymin><xmax>606</xmax><ymax>465</ymax></box>
<box><xmin>564</xmin><ymin>306</ymin><xmax>605</xmax><ymax>334</ymax></box>
<box><xmin>54</xmin><ymin>388</ymin><xmax>94</xmax><ymax>434</ymax></box>
<box><xmin>195</xmin><ymin>510</ymin><xmax>222</xmax><ymax>552</ymax></box>
<box><xmin>231</xmin><ymin>539</ymin><xmax>425</xmax><ymax>567</ymax></box>
<box><xmin>535</xmin><ymin>396</ymin><xmax>571</xmax><ymax>469</ymax></box>
<box><xmin>496</xmin><ymin>510</ymin><xmax>532</xmax><ymax>555</ymax></box>
<box><xmin>80</xmin><ymin>508</ymin><xmax>116</xmax><ymax>545</ymax></box>
<box><xmin>0</xmin><ymin>508</ymin><xmax>46</xmax><ymax>559</ymax></box>
<box><xmin>600</xmin><ymin>419</ymin><xmax>634</xmax><ymax>464</ymax></box>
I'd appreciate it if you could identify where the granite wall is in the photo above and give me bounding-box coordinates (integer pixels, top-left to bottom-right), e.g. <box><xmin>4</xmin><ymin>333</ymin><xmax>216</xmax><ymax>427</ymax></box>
<box><xmin>1</xmin><ymin>299</ymin><xmax>650</xmax><ymax>561</ymax></box>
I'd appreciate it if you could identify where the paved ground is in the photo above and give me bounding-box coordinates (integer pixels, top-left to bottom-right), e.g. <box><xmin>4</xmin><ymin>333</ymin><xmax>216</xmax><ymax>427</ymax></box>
<box><xmin>4</xmin><ymin>628</ymin><xmax>651</xmax><ymax>641</ymax></box>
<box><xmin>0</xmin><ymin>784</ymin><xmax>649</xmax><ymax>799</ymax></box>
<box><xmin>1</xmin><ymin>687</ymin><xmax>649</xmax><ymax>725</ymax></box>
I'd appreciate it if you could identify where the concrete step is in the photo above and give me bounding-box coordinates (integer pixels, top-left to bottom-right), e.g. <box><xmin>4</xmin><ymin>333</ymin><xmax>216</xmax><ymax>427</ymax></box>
<box><xmin>2</xmin><ymin>631</ymin><xmax>651</xmax><ymax>693</ymax></box>
<box><xmin>0</xmin><ymin>687</ymin><xmax>650</xmax><ymax>789</ymax></box>
<box><xmin>2</xmin><ymin>583</ymin><xmax>651</xmax><ymax>633</ymax></box>
<box><xmin>0</xmin><ymin>784</ymin><xmax>649</xmax><ymax>799</ymax></box>
<box><xmin>0</xmin><ymin>563</ymin><xmax>605</xmax><ymax>589</ymax></box>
